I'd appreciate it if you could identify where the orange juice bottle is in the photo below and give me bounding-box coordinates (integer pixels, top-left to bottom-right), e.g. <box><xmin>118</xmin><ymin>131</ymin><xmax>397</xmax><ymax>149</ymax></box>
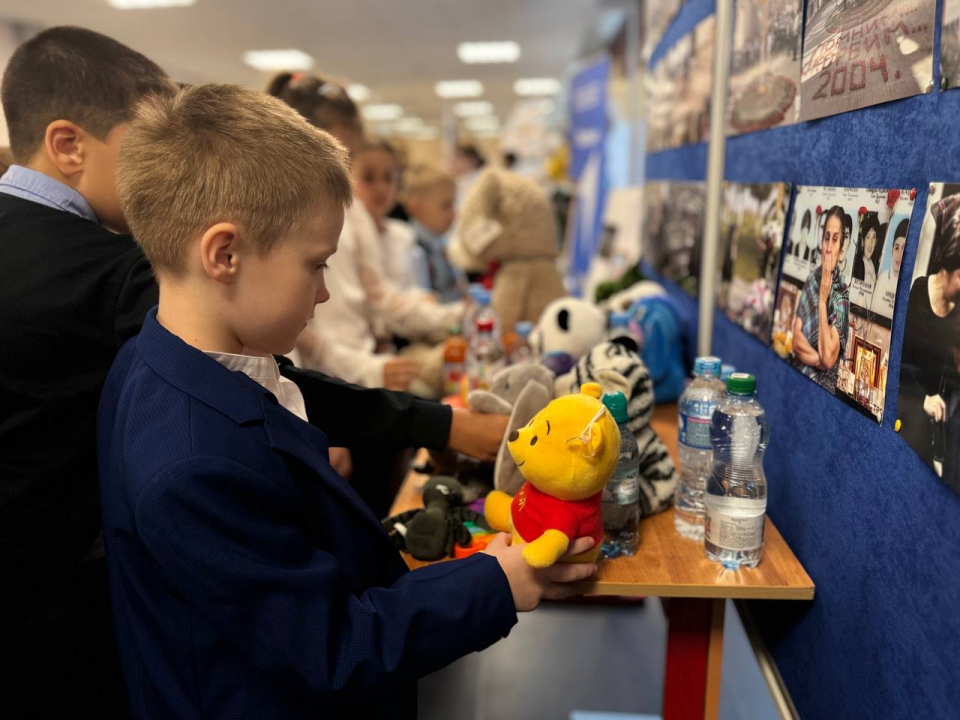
<box><xmin>442</xmin><ymin>325</ymin><xmax>467</xmax><ymax>398</ymax></box>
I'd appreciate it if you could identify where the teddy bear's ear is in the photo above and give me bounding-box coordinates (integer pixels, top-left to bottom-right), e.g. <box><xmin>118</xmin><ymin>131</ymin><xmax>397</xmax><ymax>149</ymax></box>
<box><xmin>460</xmin><ymin>216</ymin><xmax>503</xmax><ymax>256</ymax></box>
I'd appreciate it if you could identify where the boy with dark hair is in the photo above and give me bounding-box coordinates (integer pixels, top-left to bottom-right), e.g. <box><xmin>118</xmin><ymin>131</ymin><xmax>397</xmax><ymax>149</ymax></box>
<box><xmin>0</xmin><ymin>27</ymin><xmax>507</xmax><ymax>715</ymax></box>
<box><xmin>102</xmin><ymin>82</ymin><xmax>595</xmax><ymax>718</ymax></box>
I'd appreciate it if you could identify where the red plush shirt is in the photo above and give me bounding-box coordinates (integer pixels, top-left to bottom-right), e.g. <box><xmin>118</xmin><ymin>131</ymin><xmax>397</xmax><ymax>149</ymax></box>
<box><xmin>510</xmin><ymin>481</ymin><xmax>603</xmax><ymax>545</ymax></box>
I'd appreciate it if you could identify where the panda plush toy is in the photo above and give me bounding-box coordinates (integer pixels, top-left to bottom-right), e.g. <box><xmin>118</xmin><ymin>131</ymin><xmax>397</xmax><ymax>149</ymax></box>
<box><xmin>530</xmin><ymin>297</ymin><xmax>607</xmax><ymax>376</ymax></box>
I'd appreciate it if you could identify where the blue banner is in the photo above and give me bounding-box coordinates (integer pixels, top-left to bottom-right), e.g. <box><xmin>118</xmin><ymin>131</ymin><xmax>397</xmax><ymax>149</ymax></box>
<box><xmin>567</xmin><ymin>55</ymin><xmax>610</xmax><ymax>293</ymax></box>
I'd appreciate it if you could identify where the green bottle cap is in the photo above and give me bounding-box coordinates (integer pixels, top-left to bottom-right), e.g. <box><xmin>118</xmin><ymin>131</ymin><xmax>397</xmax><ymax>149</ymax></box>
<box><xmin>726</xmin><ymin>372</ymin><xmax>756</xmax><ymax>395</ymax></box>
<box><xmin>602</xmin><ymin>391</ymin><xmax>629</xmax><ymax>424</ymax></box>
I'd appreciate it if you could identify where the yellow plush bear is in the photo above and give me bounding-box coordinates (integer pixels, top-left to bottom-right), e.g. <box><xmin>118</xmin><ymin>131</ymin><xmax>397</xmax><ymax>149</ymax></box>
<box><xmin>484</xmin><ymin>382</ymin><xmax>621</xmax><ymax>568</ymax></box>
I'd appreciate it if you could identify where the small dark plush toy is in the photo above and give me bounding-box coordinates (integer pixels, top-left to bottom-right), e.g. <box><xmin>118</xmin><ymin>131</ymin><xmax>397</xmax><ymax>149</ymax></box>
<box><xmin>381</xmin><ymin>477</ymin><xmax>491</xmax><ymax>561</ymax></box>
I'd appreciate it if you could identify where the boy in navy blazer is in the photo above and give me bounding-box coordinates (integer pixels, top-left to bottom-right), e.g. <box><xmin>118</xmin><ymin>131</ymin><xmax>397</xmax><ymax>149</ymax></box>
<box><xmin>98</xmin><ymin>84</ymin><xmax>597</xmax><ymax>719</ymax></box>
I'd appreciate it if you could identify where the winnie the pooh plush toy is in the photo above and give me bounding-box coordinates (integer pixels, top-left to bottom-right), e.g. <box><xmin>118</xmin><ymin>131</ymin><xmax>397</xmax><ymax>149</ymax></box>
<box><xmin>484</xmin><ymin>382</ymin><xmax>620</xmax><ymax>568</ymax></box>
<box><xmin>449</xmin><ymin>168</ymin><xmax>566</xmax><ymax>334</ymax></box>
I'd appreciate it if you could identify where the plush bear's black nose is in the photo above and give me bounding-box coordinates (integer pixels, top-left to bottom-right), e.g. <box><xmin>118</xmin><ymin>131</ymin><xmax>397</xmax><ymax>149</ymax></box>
<box><xmin>508</xmin><ymin>430</ymin><xmax>519</xmax><ymax>442</ymax></box>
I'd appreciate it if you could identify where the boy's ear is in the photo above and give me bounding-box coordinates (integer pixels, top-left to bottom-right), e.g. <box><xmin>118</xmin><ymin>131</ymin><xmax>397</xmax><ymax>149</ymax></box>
<box><xmin>199</xmin><ymin>223</ymin><xmax>241</xmax><ymax>283</ymax></box>
<box><xmin>43</xmin><ymin>120</ymin><xmax>86</xmax><ymax>177</ymax></box>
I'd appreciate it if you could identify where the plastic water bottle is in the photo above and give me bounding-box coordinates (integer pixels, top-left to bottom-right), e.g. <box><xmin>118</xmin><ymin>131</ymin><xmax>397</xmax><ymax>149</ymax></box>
<box><xmin>704</xmin><ymin>373</ymin><xmax>769</xmax><ymax>570</ymax></box>
<box><xmin>463</xmin><ymin>284</ymin><xmax>486</xmax><ymax>346</ymax></box>
<box><xmin>473</xmin><ymin>290</ymin><xmax>501</xmax><ymax>342</ymax></box>
<box><xmin>467</xmin><ymin>318</ymin><xmax>503</xmax><ymax>391</ymax></box>
<box><xmin>600</xmin><ymin>392</ymin><xmax>640</xmax><ymax>558</ymax></box>
<box><xmin>675</xmin><ymin>356</ymin><xmax>725</xmax><ymax>540</ymax></box>
<box><xmin>509</xmin><ymin>321</ymin><xmax>534</xmax><ymax>364</ymax></box>
<box><xmin>721</xmin><ymin>364</ymin><xmax>736</xmax><ymax>381</ymax></box>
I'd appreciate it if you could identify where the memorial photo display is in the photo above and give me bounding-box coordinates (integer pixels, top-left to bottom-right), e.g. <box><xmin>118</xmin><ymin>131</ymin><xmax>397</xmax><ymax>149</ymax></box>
<box><xmin>773</xmin><ymin>185</ymin><xmax>914</xmax><ymax>423</ymax></box>
<box><xmin>727</xmin><ymin>0</ymin><xmax>804</xmax><ymax>135</ymax></box>
<box><xmin>645</xmin><ymin>15</ymin><xmax>716</xmax><ymax>153</ymax></box>
<box><xmin>644</xmin><ymin>181</ymin><xmax>706</xmax><ymax>296</ymax></box>
<box><xmin>717</xmin><ymin>182</ymin><xmax>791</xmax><ymax>343</ymax></box>
<box><xmin>800</xmin><ymin>0</ymin><xmax>935</xmax><ymax>122</ymax></box>
<box><xmin>896</xmin><ymin>184</ymin><xmax>960</xmax><ymax>495</ymax></box>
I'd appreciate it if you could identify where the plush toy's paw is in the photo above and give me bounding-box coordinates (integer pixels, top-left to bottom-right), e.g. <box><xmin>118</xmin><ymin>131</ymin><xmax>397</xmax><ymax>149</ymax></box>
<box><xmin>521</xmin><ymin>529</ymin><xmax>570</xmax><ymax>568</ymax></box>
<box><xmin>483</xmin><ymin>490</ymin><xmax>514</xmax><ymax>533</ymax></box>
<box><xmin>468</xmin><ymin>390</ymin><xmax>513</xmax><ymax>416</ymax></box>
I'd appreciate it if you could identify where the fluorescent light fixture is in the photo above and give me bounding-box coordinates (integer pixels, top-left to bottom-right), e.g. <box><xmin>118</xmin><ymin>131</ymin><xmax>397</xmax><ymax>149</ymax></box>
<box><xmin>361</xmin><ymin>104</ymin><xmax>403</xmax><ymax>121</ymax></box>
<box><xmin>109</xmin><ymin>0</ymin><xmax>195</xmax><ymax>7</ymax></box>
<box><xmin>458</xmin><ymin>41</ymin><xmax>520</xmax><ymax>64</ymax></box>
<box><xmin>454</xmin><ymin>101</ymin><xmax>493</xmax><ymax>117</ymax></box>
<box><xmin>435</xmin><ymin>80</ymin><xmax>484</xmax><ymax>99</ymax></box>
<box><xmin>243</xmin><ymin>49</ymin><xmax>314</xmax><ymax>72</ymax></box>
<box><xmin>514</xmin><ymin>77</ymin><xmax>561</xmax><ymax>96</ymax></box>
<box><xmin>346</xmin><ymin>84</ymin><xmax>370</xmax><ymax>102</ymax></box>
<box><xmin>411</xmin><ymin>127</ymin><xmax>439</xmax><ymax>140</ymax></box>
<box><xmin>395</xmin><ymin>117</ymin><xmax>425</xmax><ymax>133</ymax></box>
<box><xmin>465</xmin><ymin>116</ymin><xmax>499</xmax><ymax>131</ymax></box>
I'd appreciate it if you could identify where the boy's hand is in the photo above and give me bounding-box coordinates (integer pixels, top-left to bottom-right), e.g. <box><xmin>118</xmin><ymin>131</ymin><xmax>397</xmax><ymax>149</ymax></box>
<box><xmin>448</xmin><ymin>408</ymin><xmax>509</xmax><ymax>462</ymax></box>
<box><xmin>383</xmin><ymin>358</ymin><xmax>420</xmax><ymax>391</ymax></box>
<box><xmin>483</xmin><ymin>533</ymin><xmax>598</xmax><ymax>611</ymax></box>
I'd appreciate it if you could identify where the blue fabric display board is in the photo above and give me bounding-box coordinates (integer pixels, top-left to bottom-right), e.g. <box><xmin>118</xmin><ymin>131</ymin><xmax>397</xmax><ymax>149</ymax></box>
<box><xmin>645</xmin><ymin>1</ymin><xmax>959</xmax><ymax>718</ymax></box>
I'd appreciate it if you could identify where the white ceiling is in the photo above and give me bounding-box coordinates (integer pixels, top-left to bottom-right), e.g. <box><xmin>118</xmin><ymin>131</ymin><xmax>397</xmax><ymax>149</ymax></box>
<box><xmin>0</xmin><ymin>0</ymin><xmax>603</xmax><ymax>133</ymax></box>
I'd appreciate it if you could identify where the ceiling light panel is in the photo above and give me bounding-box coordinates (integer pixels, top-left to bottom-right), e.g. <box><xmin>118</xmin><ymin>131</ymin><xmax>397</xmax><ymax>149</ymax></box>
<box><xmin>362</xmin><ymin>104</ymin><xmax>404</xmax><ymax>121</ymax></box>
<box><xmin>435</xmin><ymin>80</ymin><xmax>484</xmax><ymax>99</ymax></box>
<box><xmin>243</xmin><ymin>49</ymin><xmax>314</xmax><ymax>71</ymax></box>
<box><xmin>346</xmin><ymin>84</ymin><xmax>370</xmax><ymax>102</ymax></box>
<box><xmin>454</xmin><ymin>101</ymin><xmax>494</xmax><ymax>117</ymax></box>
<box><xmin>109</xmin><ymin>0</ymin><xmax>195</xmax><ymax>7</ymax></box>
<box><xmin>514</xmin><ymin>77</ymin><xmax>562</xmax><ymax>96</ymax></box>
<box><xmin>458</xmin><ymin>41</ymin><xmax>521</xmax><ymax>64</ymax></box>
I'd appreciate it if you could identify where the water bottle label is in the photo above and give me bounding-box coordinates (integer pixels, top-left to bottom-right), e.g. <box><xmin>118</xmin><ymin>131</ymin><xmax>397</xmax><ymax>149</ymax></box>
<box><xmin>679</xmin><ymin>414</ymin><xmax>712</xmax><ymax>450</ymax></box>
<box><xmin>704</xmin><ymin>504</ymin><xmax>765</xmax><ymax>552</ymax></box>
<box><xmin>603</xmin><ymin>474</ymin><xmax>639</xmax><ymax>505</ymax></box>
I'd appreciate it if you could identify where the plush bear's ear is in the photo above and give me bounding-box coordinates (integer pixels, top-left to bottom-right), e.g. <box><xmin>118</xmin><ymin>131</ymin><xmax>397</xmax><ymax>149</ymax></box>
<box><xmin>568</xmin><ymin>421</ymin><xmax>604</xmax><ymax>459</ymax></box>
<box><xmin>461</xmin><ymin>216</ymin><xmax>504</xmax><ymax>256</ymax></box>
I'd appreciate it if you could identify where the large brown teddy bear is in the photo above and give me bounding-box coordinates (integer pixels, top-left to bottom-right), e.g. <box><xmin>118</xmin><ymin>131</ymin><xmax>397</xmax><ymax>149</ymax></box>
<box><xmin>450</xmin><ymin>168</ymin><xmax>566</xmax><ymax>333</ymax></box>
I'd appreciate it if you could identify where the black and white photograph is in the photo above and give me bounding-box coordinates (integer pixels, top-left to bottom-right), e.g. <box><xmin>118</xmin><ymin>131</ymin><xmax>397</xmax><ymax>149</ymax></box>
<box><xmin>897</xmin><ymin>183</ymin><xmax>960</xmax><ymax>493</ymax></box>
<box><xmin>727</xmin><ymin>0</ymin><xmax>803</xmax><ymax>135</ymax></box>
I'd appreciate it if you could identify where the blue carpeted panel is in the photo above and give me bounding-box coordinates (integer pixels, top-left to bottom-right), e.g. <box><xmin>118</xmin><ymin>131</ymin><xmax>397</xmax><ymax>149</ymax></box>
<box><xmin>644</xmin><ymin>1</ymin><xmax>960</xmax><ymax>718</ymax></box>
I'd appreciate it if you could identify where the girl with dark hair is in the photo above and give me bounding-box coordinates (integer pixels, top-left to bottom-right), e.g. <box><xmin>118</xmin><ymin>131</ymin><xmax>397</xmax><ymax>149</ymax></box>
<box><xmin>899</xmin><ymin>195</ymin><xmax>960</xmax><ymax>490</ymax></box>
<box><xmin>792</xmin><ymin>205</ymin><xmax>851</xmax><ymax>393</ymax></box>
<box><xmin>852</xmin><ymin>211</ymin><xmax>883</xmax><ymax>287</ymax></box>
<box><xmin>266</xmin><ymin>72</ymin><xmax>363</xmax><ymax>153</ymax></box>
<box><xmin>838</xmin><ymin>211</ymin><xmax>853</xmax><ymax>280</ymax></box>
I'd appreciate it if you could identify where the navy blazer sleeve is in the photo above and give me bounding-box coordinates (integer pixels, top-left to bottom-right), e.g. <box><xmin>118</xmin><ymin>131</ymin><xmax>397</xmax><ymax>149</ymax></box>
<box><xmin>135</xmin><ymin>455</ymin><xmax>516</xmax><ymax>697</ymax></box>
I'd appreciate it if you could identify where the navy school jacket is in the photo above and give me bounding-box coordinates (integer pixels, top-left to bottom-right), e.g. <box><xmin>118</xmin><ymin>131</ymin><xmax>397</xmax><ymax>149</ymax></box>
<box><xmin>97</xmin><ymin>309</ymin><xmax>517</xmax><ymax>719</ymax></box>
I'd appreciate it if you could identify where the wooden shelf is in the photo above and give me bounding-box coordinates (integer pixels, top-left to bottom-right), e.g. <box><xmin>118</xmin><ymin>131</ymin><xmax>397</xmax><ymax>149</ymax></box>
<box><xmin>391</xmin><ymin>403</ymin><xmax>814</xmax><ymax>602</ymax></box>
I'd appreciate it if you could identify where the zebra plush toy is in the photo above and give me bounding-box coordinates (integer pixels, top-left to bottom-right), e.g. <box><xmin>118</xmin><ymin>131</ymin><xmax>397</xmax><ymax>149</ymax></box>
<box><xmin>554</xmin><ymin>340</ymin><xmax>679</xmax><ymax>517</ymax></box>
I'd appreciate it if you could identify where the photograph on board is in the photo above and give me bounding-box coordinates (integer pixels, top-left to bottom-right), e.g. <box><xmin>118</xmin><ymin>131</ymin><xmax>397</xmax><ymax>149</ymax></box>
<box><xmin>717</xmin><ymin>182</ymin><xmax>791</xmax><ymax>343</ymax></box>
<box><xmin>942</xmin><ymin>0</ymin><xmax>960</xmax><ymax>89</ymax></box>
<box><xmin>727</xmin><ymin>0</ymin><xmax>803</xmax><ymax>135</ymax></box>
<box><xmin>646</xmin><ymin>15</ymin><xmax>716</xmax><ymax>153</ymax></box>
<box><xmin>774</xmin><ymin>185</ymin><xmax>915</xmax><ymax>424</ymax></box>
<box><xmin>800</xmin><ymin>0</ymin><xmax>935</xmax><ymax>122</ymax></box>
<box><xmin>643</xmin><ymin>0</ymin><xmax>683</xmax><ymax>61</ymax></box>
<box><xmin>897</xmin><ymin>184</ymin><xmax>960</xmax><ymax>494</ymax></box>
<box><xmin>644</xmin><ymin>181</ymin><xmax>706</xmax><ymax>296</ymax></box>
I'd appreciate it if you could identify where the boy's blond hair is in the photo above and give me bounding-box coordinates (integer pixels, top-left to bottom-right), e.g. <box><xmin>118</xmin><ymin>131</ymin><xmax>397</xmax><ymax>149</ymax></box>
<box><xmin>118</xmin><ymin>83</ymin><xmax>352</xmax><ymax>276</ymax></box>
<box><xmin>401</xmin><ymin>163</ymin><xmax>454</xmax><ymax>202</ymax></box>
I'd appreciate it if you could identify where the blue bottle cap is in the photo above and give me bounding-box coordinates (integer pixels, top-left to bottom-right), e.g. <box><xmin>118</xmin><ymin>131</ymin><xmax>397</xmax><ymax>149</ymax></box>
<box><xmin>694</xmin><ymin>356</ymin><xmax>722</xmax><ymax>377</ymax></box>
<box><xmin>514</xmin><ymin>321</ymin><xmax>533</xmax><ymax>338</ymax></box>
<box><xmin>721</xmin><ymin>364</ymin><xmax>736</xmax><ymax>380</ymax></box>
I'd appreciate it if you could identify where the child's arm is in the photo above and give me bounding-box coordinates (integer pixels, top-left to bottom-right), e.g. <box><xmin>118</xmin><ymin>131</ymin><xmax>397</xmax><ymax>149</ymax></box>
<box><xmin>136</xmin><ymin>456</ymin><xmax>518</xmax><ymax>696</ymax></box>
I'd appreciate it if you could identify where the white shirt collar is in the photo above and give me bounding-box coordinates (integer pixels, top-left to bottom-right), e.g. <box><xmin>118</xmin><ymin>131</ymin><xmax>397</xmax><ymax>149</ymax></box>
<box><xmin>203</xmin><ymin>350</ymin><xmax>308</xmax><ymax>422</ymax></box>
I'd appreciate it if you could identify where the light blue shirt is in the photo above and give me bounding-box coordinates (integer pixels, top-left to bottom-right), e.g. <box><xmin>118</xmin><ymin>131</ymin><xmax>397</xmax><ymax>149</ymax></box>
<box><xmin>0</xmin><ymin>164</ymin><xmax>98</xmax><ymax>222</ymax></box>
<box><xmin>411</xmin><ymin>221</ymin><xmax>464</xmax><ymax>304</ymax></box>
